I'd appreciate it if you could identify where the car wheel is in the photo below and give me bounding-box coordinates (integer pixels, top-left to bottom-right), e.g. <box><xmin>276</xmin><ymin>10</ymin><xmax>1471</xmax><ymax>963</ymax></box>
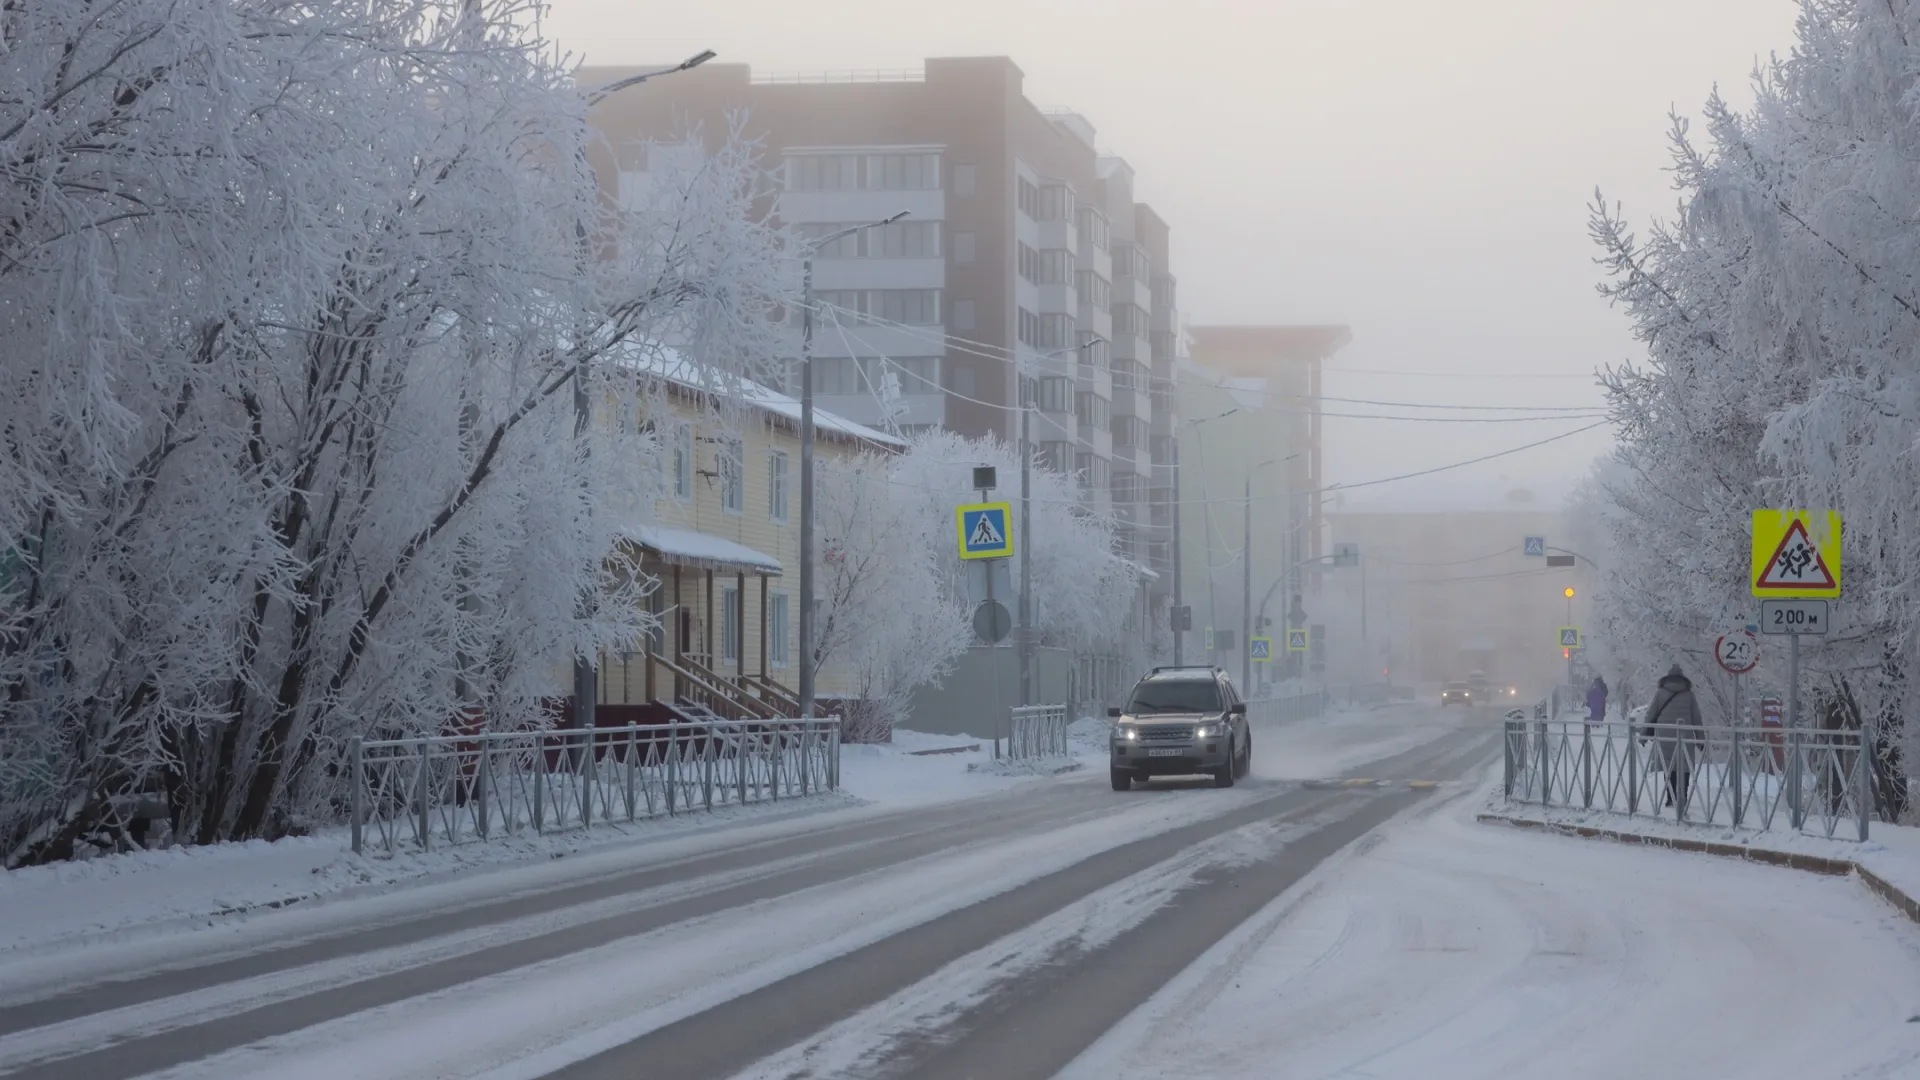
<box><xmin>1235</xmin><ymin>733</ymin><xmax>1252</xmax><ymax>779</ymax></box>
<box><xmin>1213</xmin><ymin>739</ymin><xmax>1237</xmax><ymax>788</ymax></box>
<box><xmin>1110</xmin><ymin>767</ymin><xmax>1133</xmax><ymax>792</ymax></box>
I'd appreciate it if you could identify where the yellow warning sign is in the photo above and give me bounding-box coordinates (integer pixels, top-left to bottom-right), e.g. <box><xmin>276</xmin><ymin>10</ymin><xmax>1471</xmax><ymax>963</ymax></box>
<box><xmin>1750</xmin><ymin>510</ymin><xmax>1841</xmax><ymax>599</ymax></box>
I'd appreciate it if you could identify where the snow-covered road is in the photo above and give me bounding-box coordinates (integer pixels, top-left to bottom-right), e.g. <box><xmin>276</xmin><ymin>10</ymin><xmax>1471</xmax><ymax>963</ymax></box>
<box><xmin>4</xmin><ymin>701</ymin><xmax>1915</xmax><ymax>1080</ymax></box>
<box><xmin>1065</xmin><ymin>788</ymin><xmax>1920</xmax><ymax>1080</ymax></box>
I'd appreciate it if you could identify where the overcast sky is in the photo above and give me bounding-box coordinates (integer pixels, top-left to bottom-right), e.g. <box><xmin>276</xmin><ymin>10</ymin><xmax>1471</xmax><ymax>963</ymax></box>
<box><xmin>545</xmin><ymin>0</ymin><xmax>1802</xmax><ymax>511</ymax></box>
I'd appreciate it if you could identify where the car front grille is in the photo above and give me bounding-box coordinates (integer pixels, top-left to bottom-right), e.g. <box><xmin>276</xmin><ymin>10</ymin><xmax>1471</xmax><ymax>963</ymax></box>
<box><xmin>1136</xmin><ymin>724</ymin><xmax>1193</xmax><ymax>742</ymax></box>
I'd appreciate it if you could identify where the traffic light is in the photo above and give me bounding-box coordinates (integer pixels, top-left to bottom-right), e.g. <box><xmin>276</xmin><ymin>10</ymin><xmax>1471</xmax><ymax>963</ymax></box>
<box><xmin>1564</xmin><ymin>647</ymin><xmax>1571</xmax><ymax>659</ymax></box>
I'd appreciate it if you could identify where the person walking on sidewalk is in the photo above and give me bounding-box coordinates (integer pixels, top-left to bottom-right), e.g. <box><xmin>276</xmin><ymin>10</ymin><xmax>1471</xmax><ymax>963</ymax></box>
<box><xmin>1641</xmin><ymin>664</ymin><xmax>1703</xmax><ymax>811</ymax></box>
<box><xmin>1586</xmin><ymin>675</ymin><xmax>1609</xmax><ymax>724</ymax></box>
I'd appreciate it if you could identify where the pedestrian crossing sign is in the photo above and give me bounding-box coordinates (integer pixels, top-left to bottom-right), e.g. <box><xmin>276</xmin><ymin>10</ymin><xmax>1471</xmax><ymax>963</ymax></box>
<box><xmin>1286</xmin><ymin>628</ymin><xmax>1309</xmax><ymax>652</ymax></box>
<box><xmin>956</xmin><ymin>502</ymin><xmax>1014</xmax><ymax>561</ymax></box>
<box><xmin>1558</xmin><ymin>626</ymin><xmax>1581</xmax><ymax>648</ymax></box>
<box><xmin>1251</xmin><ymin>636</ymin><xmax>1273</xmax><ymax>663</ymax></box>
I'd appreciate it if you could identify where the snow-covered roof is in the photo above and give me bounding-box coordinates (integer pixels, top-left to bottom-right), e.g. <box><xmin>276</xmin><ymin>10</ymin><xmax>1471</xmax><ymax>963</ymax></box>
<box><xmin>610</xmin><ymin>342</ymin><xmax>908</xmax><ymax>450</ymax></box>
<box><xmin>624</xmin><ymin>525</ymin><xmax>782</xmax><ymax>576</ymax></box>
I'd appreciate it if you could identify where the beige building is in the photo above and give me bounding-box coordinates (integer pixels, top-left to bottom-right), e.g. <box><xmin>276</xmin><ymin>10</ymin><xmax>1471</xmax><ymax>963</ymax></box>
<box><xmin>562</xmin><ymin>353</ymin><xmax>905</xmax><ymax>723</ymax></box>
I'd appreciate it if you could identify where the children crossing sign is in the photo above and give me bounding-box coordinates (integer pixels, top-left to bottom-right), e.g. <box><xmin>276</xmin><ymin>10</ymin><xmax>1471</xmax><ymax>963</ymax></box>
<box><xmin>1250</xmin><ymin>636</ymin><xmax>1273</xmax><ymax>663</ymax></box>
<box><xmin>1286</xmin><ymin>628</ymin><xmax>1309</xmax><ymax>652</ymax></box>
<box><xmin>1751</xmin><ymin>510</ymin><xmax>1841</xmax><ymax>598</ymax></box>
<box><xmin>956</xmin><ymin>502</ymin><xmax>1014</xmax><ymax>560</ymax></box>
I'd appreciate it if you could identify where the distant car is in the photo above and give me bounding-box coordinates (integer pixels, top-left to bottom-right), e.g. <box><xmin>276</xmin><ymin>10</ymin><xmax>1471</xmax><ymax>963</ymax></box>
<box><xmin>1108</xmin><ymin>665</ymin><xmax>1251</xmax><ymax>791</ymax></box>
<box><xmin>1441</xmin><ymin>681</ymin><xmax>1474</xmax><ymax>706</ymax></box>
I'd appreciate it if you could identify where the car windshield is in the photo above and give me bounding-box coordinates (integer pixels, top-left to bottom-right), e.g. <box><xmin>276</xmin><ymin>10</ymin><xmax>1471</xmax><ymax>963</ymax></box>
<box><xmin>1444</xmin><ymin>682</ymin><xmax>1470</xmax><ymax>691</ymax></box>
<box><xmin>1126</xmin><ymin>678</ymin><xmax>1224</xmax><ymax>715</ymax></box>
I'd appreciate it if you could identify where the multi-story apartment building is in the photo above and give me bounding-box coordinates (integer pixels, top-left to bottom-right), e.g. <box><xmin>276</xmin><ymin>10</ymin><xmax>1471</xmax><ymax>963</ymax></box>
<box><xmin>579</xmin><ymin>56</ymin><xmax>1182</xmax><ymax>627</ymax></box>
<box><xmin>1177</xmin><ymin>326</ymin><xmax>1350</xmax><ymax>683</ymax></box>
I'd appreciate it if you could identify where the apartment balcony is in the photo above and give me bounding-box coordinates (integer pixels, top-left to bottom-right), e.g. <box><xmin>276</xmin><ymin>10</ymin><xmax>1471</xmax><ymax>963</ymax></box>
<box><xmin>1037</xmin><ymin>217</ymin><xmax>1077</xmax><ymax>257</ymax></box>
<box><xmin>779</xmin><ymin>189</ymin><xmax>945</xmax><ymax>225</ymax></box>
<box><xmin>1037</xmin><ymin>281</ymin><xmax>1076</xmax><ymax>317</ymax></box>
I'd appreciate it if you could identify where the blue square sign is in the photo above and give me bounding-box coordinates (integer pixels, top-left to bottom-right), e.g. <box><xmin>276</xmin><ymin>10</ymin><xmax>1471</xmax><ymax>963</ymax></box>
<box><xmin>1524</xmin><ymin>536</ymin><xmax>1547</xmax><ymax>557</ymax></box>
<box><xmin>956</xmin><ymin>502</ymin><xmax>1013</xmax><ymax>561</ymax></box>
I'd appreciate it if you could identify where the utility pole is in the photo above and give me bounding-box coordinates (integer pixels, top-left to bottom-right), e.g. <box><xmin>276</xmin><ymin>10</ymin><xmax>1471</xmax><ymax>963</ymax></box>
<box><xmin>1241</xmin><ymin>471</ymin><xmax>1253</xmax><ymax>692</ymax></box>
<box><xmin>1019</xmin><ymin>368</ymin><xmax>1032</xmax><ymax>705</ymax></box>
<box><xmin>570</xmin><ymin>49</ymin><xmax>717</xmax><ymax>734</ymax></box>
<box><xmin>797</xmin><ymin>212</ymin><xmax>906</xmax><ymax>720</ymax></box>
<box><xmin>1171</xmin><ymin>438</ymin><xmax>1184</xmax><ymax>665</ymax></box>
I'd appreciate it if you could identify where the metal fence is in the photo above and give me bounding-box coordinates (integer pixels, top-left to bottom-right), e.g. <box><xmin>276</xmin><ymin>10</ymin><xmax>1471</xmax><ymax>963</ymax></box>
<box><xmin>349</xmin><ymin>718</ymin><xmax>841</xmax><ymax>855</ymax></box>
<box><xmin>1246</xmin><ymin>688</ymin><xmax>1331</xmax><ymax>726</ymax></box>
<box><xmin>1007</xmin><ymin>704</ymin><xmax>1069</xmax><ymax>759</ymax></box>
<box><xmin>1503</xmin><ymin>718</ymin><xmax>1872</xmax><ymax>841</ymax></box>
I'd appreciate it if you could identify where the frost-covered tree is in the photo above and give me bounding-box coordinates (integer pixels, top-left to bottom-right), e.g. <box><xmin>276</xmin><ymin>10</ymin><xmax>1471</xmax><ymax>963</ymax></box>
<box><xmin>1582</xmin><ymin>0</ymin><xmax>1920</xmax><ymax>814</ymax></box>
<box><xmin>0</xmin><ymin>0</ymin><xmax>789</xmax><ymax>862</ymax></box>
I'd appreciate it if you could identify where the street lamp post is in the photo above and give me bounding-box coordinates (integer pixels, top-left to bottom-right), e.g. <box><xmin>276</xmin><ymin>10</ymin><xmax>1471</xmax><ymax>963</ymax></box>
<box><xmin>571</xmin><ymin>50</ymin><xmax>716</xmax><ymax>733</ymax></box>
<box><xmin>1241</xmin><ymin>455</ymin><xmax>1294</xmax><ymax>692</ymax></box>
<box><xmin>798</xmin><ymin>211</ymin><xmax>909</xmax><ymax>720</ymax></box>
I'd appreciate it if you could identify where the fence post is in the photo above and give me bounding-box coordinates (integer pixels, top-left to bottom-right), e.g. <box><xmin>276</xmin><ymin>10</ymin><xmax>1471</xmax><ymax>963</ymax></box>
<box><xmin>474</xmin><ymin>740</ymin><xmax>489</xmax><ymax>841</ymax></box>
<box><xmin>1626</xmin><ymin>724</ymin><xmax>1639</xmax><ymax>816</ymax></box>
<box><xmin>800</xmin><ymin>721</ymin><xmax>812</xmax><ymax>797</ymax></box>
<box><xmin>625</xmin><ymin>726</ymin><xmax>638</xmax><ymax>821</ymax></box>
<box><xmin>350</xmin><ymin>737</ymin><xmax>365</xmax><ymax>855</ymax></box>
<box><xmin>1788</xmin><ymin>728</ymin><xmax>1805</xmax><ymax>830</ymax></box>
<box><xmin>829</xmin><ymin>718</ymin><xmax>841</xmax><ymax>790</ymax></box>
<box><xmin>532</xmin><ymin>732</ymin><xmax>545</xmax><ymax>833</ymax></box>
<box><xmin>578</xmin><ymin>728</ymin><xmax>592</xmax><ymax>830</ymax></box>
<box><xmin>771</xmin><ymin>722</ymin><xmax>781</xmax><ymax>801</ymax></box>
<box><xmin>1537</xmin><ymin>720</ymin><xmax>1550</xmax><ymax>806</ymax></box>
<box><xmin>738</xmin><ymin>723</ymin><xmax>749</xmax><ymax>804</ymax></box>
<box><xmin>416</xmin><ymin>742</ymin><xmax>431</xmax><ymax>852</ymax></box>
<box><xmin>703</xmin><ymin>722</ymin><xmax>715</xmax><ymax>811</ymax></box>
<box><xmin>1730</xmin><ymin>727</ymin><xmax>1743</xmax><ymax>828</ymax></box>
<box><xmin>667</xmin><ymin>720</ymin><xmax>678</xmax><ymax>816</ymax></box>
<box><xmin>1580</xmin><ymin>723</ymin><xmax>1593</xmax><ymax>809</ymax></box>
<box><xmin>1857</xmin><ymin>728</ymin><xmax>1872</xmax><ymax>842</ymax></box>
<box><xmin>1502</xmin><ymin>721</ymin><xmax>1514</xmax><ymax>799</ymax></box>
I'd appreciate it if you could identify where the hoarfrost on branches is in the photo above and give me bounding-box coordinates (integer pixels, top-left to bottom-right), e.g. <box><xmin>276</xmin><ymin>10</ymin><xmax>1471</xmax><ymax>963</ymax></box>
<box><xmin>0</xmin><ymin>0</ymin><xmax>790</xmax><ymax>862</ymax></box>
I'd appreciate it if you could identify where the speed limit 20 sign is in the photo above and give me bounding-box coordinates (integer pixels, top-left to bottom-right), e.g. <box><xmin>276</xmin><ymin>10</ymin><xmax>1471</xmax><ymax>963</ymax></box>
<box><xmin>1716</xmin><ymin>631</ymin><xmax>1759</xmax><ymax>674</ymax></box>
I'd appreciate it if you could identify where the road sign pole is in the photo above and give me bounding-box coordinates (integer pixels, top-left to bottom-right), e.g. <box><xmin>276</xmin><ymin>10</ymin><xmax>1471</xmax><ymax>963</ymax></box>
<box><xmin>1787</xmin><ymin>630</ymin><xmax>1802</xmax><ymax>829</ymax></box>
<box><xmin>979</xmin><ymin>485</ymin><xmax>1002</xmax><ymax>760</ymax></box>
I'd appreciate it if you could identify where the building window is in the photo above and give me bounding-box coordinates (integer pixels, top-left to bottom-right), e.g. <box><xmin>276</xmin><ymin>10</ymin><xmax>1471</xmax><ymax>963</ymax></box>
<box><xmin>1076</xmin><ymin>392</ymin><xmax>1110</xmax><ymax>431</ymax></box>
<box><xmin>769</xmin><ymin>592</ymin><xmax>790</xmax><ymax>667</ymax></box>
<box><xmin>1076</xmin><ymin>206</ymin><xmax>1109</xmax><ymax>251</ymax></box>
<box><xmin>769</xmin><ymin>450</ymin><xmax>789</xmax><ymax>522</ymax></box>
<box><xmin>1038</xmin><ymin>184</ymin><xmax>1074</xmax><ymax>222</ymax></box>
<box><xmin>1017</xmin><ymin>241</ymin><xmax>1039</xmax><ymax>284</ymax></box>
<box><xmin>1113</xmin><ymin>303</ymin><xmax>1147</xmax><ymax>338</ymax></box>
<box><xmin>953</xmin><ymin>163</ymin><xmax>977</xmax><ymax>197</ymax></box>
<box><xmin>1039</xmin><ymin>441</ymin><xmax>1074</xmax><ymax>472</ymax></box>
<box><xmin>815</xmin><ymin>289</ymin><xmax>942</xmax><ymax>326</ymax></box>
<box><xmin>1017</xmin><ymin>176</ymin><xmax>1040</xmax><ymax>219</ymax></box>
<box><xmin>1152</xmin><ymin>274</ymin><xmax>1177</xmax><ymax>312</ymax></box>
<box><xmin>887</xmin><ymin>356</ymin><xmax>942</xmax><ymax>393</ymax></box>
<box><xmin>1038</xmin><ymin>313</ymin><xmax>1074</xmax><ymax>350</ymax></box>
<box><xmin>1033</xmin><ymin>376</ymin><xmax>1070</xmax><ymax>413</ymax></box>
<box><xmin>871</xmin><ymin>219</ymin><xmax>941</xmax><ymax>257</ymax></box>
<box><xmin>864</xmin><ymin>153</ymin><xmax>941</xmax><ymax>190</ymax></box>
<box><xmin>1076</xmin><ymin>271</ymin><xmax>1110</xmax><ymax>313</ymax></box>
<box><xmin>1115</xmin><ymin>415</ymin><xmax>1148</xmax><ymax>448</ymax></box>
<box><xmin>1112</xmin><ymin>474</ymin><xmax>1144</xmax><ymax>504</ymax></box>
<box><xmin>786</xmin><ymin>154</ymin><xmax>859</xmax><ymax>191</ymax></box>
<box><xmin>673</xmin><ymin>423</ymin><xmax>693</xmax><ymax>500</ymax></box>
<box><xmin>952</xmin><ymin>230</ymin><xmax>976</xmax><ymax>264</ymax></box>
<box><xmin>952</xmin><ymin>298</ymin><xmax>976</xmax><ymax>331</ymax></box>
<box><xmin>722</xmin><ymin>587</ymin><xmax>742</xmax><ymax>663</ymax></box>
<box><xmin>720</xmin><ymin>437</ymin><xmax>744</xmax><ymax>513</ymax></box>
<box><xmin>1017</xmin><ymin>306</ymin><xmax>1039</xmax><ymax>347</ymax></box>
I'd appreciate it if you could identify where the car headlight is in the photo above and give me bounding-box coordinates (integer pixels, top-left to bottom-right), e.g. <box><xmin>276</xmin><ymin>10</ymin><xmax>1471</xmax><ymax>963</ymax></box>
<box><xmin>1116</xmin><ymin>724</ymin><xmax>1138</xmax><ymax>741</ymax></box>
<box><xmin>1194</xmin><ymin>722</ymin><xmax>1224</xmax><ymax>739</ymax></box>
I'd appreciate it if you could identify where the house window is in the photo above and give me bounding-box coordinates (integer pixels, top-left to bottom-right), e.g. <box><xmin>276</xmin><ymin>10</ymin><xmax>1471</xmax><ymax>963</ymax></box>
<box><xmin>1038</xmin><ymin>248</ymin><xmax>1074</xmax><ymax>284</ymax></box>
<box><xmin>769</xmin><ymin>592</ymin><xmax>790</xmax><ymax>667</ymax></box>
<box><xmin>673</xmin><ymin>423</ymin><xmax>693</xmax><ymax>500</ymax></box>
<box><xmin>1076</xmin><ymin>206</ymin><xmax>1109</xmax><ymax>251</ymax></box>
<box><xmin>1017</xmin><ymin>177</ymin><xmax>1040</xmax><ymax>219</ymax></box>
<box><xmin>1017</xmin><ymin>307</ymin><xmax>1038</xmax><ymax>347</ymax></box>
<box><xmin>1076</xmin><ymin>271</ymin><xmax>1110</xmax><ymax>313</ymax></box>
<box><xmin>769</xmin><ymin>450</ymin><xmax>790</xmax><ymax>522</ymax></box>
<box><xmin>1038</xmin><ymin>314</ymin><xmax>1074</xmax><ymax>350</ymax></box>
<box><xmin>1033</xmin><ymin>376</ymin><xmax>1071</xmax><ymax>413</ymax></box>
<box><xmin>1017</xmin><ymin>241</ymin><xmax>1038</xmax><ymax>284</ymax></box>
<box><xmin>785</xmin><ymin>153</ymin><xmax>859</xmax><ymax>191</ymax></box>
<box><xmin>864</xmin><ymin>153</ymin><xmax>940</xmax><ymax>191</ymax></box>
<box><xmin>720</xmin><ymin>437</ymin><xmax>744</xmax><ymax>513</ymax></box>
<box><xmin>722</xmin><ymin>587</ymin><xmax>742</xmax><ymax>663</ymax></box>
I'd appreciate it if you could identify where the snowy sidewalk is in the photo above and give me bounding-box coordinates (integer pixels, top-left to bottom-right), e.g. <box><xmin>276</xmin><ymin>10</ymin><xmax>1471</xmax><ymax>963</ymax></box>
<box><xmin>0</xmin><ymin>727</ymin><xmax>1090</xmax><ymax>961</ymax></box>
<box><xmin>1479</xmin><ymin>796</ymin><xmax>1920</xmax><ymax>925</ymax></box>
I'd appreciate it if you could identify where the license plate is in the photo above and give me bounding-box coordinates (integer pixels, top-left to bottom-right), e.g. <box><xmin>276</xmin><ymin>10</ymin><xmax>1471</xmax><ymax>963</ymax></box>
<box><xmin>1147</xmin><ymin>748</ymin><xmax>1182</xmax><ymax>757</ymax></box>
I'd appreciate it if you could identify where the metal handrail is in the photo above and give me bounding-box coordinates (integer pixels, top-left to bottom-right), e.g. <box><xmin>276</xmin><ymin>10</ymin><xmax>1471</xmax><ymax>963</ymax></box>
<box><xmin>1503</xmin><ymin>718</ymin><xmax>1871</xmax><ymax>841</ymax></box>
<box><xmin>349</xmin><ymin>717</ymin><xmax>841</xmax><ymax>855</ymax></box>
<box><xmin>1245</xmin><ymin>688</ymin><xmax>1329</xmax><ymax>725</ymax></box>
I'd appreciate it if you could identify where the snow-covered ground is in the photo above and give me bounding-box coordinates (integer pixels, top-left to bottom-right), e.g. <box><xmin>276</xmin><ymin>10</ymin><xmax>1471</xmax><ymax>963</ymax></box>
<box><xmin>1064</xmin><ymin>775</ymin><xmax>1920</xmax><ymax>1080</ymax></box>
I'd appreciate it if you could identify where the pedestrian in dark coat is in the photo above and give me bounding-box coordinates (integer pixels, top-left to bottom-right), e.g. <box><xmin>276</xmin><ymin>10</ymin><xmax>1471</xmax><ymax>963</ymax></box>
<box><xmin>1586</xmin><ymin>676</ymin><xmax>1609</xmax><ymax>723</ymax></box>
<box><xmin>1641</xmin><ymin>665</ymin><xmax>1704</xmax><ymax>811</ymax></box>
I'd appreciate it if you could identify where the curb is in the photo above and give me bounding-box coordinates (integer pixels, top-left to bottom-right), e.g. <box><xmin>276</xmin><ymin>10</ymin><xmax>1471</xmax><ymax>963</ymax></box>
<box><xmin>1476</xmin><ymin>812</ymin><xmax>1920</xmax><ymax>924</ymax></box>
